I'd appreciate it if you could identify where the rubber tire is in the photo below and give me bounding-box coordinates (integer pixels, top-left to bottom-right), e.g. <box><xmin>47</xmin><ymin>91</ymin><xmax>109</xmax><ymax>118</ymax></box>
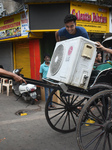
<box><xmin>45</xmin><ymin>89</ymin><xmax>87</xmax><ymax>133</ymax></box>
<box><xmin>77</xmin><ymin>89</ymin><xmax>112</xmax><ymax>150</ymax></box>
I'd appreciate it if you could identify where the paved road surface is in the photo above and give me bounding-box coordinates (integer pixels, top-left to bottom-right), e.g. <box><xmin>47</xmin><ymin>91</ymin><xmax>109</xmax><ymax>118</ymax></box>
<box><xmin>0</xmin><ymin>92</ymin><xmax>79</xmax><ymax>150</ymax></box>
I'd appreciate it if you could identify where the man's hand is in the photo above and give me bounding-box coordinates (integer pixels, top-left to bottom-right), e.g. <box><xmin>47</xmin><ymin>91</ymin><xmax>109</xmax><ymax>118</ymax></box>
<box><xmin>95</xmin><ymin>42</ymin><xmax>112</xmax><ymax>54</ymax></box>
<box><xmin>0</xmin><ymin>68</ymin><xmax>26</xmax><ymax>84</ymax></box>
<box><xmin>13</xmin><ymin>74</ymin><xmax>26</xmax><ymax>84</ymax></box>
<box><xmin>96</xmin><ymin>42</ymin><xmax>105</xmax><ymax>50</ymax></box>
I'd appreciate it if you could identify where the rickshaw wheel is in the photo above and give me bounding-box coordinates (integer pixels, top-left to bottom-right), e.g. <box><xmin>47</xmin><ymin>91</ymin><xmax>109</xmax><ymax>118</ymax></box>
<box><xmin>45</xmin><ymin>89</ymin><xmax>89</xmax><ymax>133</ymax></box>
<box><xmin>77</xmin><ymin>90</ymin><xmax>112</xmax><ymax>150</ymax></box>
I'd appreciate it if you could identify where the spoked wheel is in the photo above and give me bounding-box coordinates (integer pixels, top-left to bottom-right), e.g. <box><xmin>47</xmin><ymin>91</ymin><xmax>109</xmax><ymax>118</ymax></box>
<box><xmin>77</xmin><ymin>90</ymin><xmax>112</xmax><ymax>150</ymax></box>
<box><xmin>45</xmin><ymin>89</ymin><xmax>89</xmax><ymax>133</ymax></box>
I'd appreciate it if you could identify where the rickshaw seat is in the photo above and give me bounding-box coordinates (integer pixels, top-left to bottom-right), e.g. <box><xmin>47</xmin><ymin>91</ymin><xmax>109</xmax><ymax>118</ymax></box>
<box><xmin>89</xmin><ymin>70</ymin><xmax>100</xmax><ymax>86</ymax></box>
<box><xmin>95</xmin><ymin>62</ymin><xmax>112</xmax><ymax>71</ymax></box>
<box><xmin>89</xmin><ymin>62</ymin><xmax>112</xmax><ymax>86</ymax></box>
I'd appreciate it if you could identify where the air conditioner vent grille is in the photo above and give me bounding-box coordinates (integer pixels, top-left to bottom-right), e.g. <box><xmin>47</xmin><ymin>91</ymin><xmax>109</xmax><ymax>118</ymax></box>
<box><xmin>50</xmin><ymin>44</ymin><xmax>64</xmax><ymax>76</ymax></box>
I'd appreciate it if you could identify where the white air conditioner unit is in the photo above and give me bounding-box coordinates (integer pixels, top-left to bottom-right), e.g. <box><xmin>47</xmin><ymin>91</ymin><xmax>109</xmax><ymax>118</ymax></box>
<box><xmin>47</xmin><ymin>36</ymin><xmax>97</xmax><ymax>89</ymax></box>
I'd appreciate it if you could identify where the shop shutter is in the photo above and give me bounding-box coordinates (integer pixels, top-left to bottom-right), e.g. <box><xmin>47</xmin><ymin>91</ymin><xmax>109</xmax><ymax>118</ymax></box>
<box><xmin>14</xmin><ymin>41</ymin><xmax>31</xmax><ymax>78</ymax></box>
<box><xmin>0</xmin><ymin>42</ymin><xmax>13</xmax><ymax>71</ymax></box>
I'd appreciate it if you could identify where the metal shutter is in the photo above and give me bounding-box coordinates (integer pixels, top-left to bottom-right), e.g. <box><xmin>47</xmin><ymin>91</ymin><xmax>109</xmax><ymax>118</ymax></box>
<box><xmin>14</xmin><ymin>41</ymin><xmax>31</xmax><ymax>78</ymax></box>
<box><xmin>0</xmin><ymin>42</ymin><xmax>13</xmax><ymax>71</ymax></box>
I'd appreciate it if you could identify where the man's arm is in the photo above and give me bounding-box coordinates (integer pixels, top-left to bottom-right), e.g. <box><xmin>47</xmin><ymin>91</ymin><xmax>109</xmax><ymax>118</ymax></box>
<box><xmin>96</xmin><ymin>42</ymin><xmax>112</xmax><ymax>54</ymax></box>
<box><xmin>102</xmin><ymin>47</ymin><xmax>112</xmax><ymax>54</ymax></box>
<box><xmin>55</xmin><ymin>31</ymin><xmax>60</xmax><ymax>42</ymax></box>
<box><xmin>0</xmin><ymin>68</ymin><xmax>26</xmax><ymax>84</ymax></box>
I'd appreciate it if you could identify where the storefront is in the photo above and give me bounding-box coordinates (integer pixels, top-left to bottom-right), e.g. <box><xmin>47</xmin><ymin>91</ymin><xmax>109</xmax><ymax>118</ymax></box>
<box><xmin>71</xmin><ymin>2</ymin><xmax>109</xmax><ymax>33</ymax></box>
<box><xmin>28</xmin><ymin>2</ymin><xmax>110</xmax><ymax>61</ymax></box>
<box><xmin>0</xmin><ymin>1</ymin><xmax>110</xmax><ymax>79</ymax></box>
<box><xmin>70</xmin><ymin>2</ymin><xmax>109</xmax><ymax>42</ymax></box>
<box><xmin>28</xmin><ymin>2</ymin><xmax>70</xmax><ymax>62</ymax></box>
<box><xmin>28</xmin><ymin>2</ymin><xmax>109</xmax><ymax>36</ymax></box>
<box><xmin>0</xmin><ymin>11</ymin><xmax>41</xmax><ymax>79</ymax></box>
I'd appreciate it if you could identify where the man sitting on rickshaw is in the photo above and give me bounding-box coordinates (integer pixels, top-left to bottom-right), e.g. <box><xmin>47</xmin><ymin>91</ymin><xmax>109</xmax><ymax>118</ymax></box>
<box><xmin>95</xmin><ymin>42</ymin><xmax>112</xmax><ymax>71</ymax></box>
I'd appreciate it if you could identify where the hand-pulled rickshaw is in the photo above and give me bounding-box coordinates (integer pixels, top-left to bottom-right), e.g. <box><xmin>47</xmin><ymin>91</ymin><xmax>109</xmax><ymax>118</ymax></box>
<box><xmin>23</xmin><ymin>66</ymin><xmax>112</xmax><ymax>150</ymax></box>
<box><xmin>28</xmin><ymin>36</ymin><xmax>112</xmax><ymax>149</ymax></box>
<box><xmin>2</xmin><ymin>37</ymin><xmax>112</xmax><ymax>150</ymax></box>
<box><xmin>44</xmin><ymin>36</ymin><xmax>112</xmax><ymax>150</ymax></box>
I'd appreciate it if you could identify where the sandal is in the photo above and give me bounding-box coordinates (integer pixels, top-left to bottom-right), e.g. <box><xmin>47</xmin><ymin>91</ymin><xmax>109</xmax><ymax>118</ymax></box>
<box><xmin>50</xmin><ymin>105</ymin><xmax>56</xmax><ymax>108</ymax></box>
<box><xmin>77</xmin><ymin>105</ymin><xmax>84</xmax><ymax>111</ymax></box>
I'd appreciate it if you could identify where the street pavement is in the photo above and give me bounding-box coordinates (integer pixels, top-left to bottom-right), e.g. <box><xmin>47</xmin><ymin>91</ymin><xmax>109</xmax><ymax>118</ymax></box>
<box><xmin>0</xmin><ymin>91</ymin><xmax>79</xmax><ymax>150</ymax></box>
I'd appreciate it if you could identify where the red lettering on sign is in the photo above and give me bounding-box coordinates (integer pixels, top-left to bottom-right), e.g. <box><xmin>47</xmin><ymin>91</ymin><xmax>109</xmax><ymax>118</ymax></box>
<box><xmin>21</xmin><ymin>13</ymin><xmax>26</xmax><ymax>19</ymax></box>
<box><xmin>4</xmin><ymin>18</ymin><xmax>14</xmax><ymax>25</ymax></box>
<box><xmin>91</xmin><ymin>13</ymin><xmax>107</xmax><ymax>23</ymax></box>
<box><xmin>72</xmin><ymin>9</ymin><xmax>107</xmax><ymax>23</ymax></box>
<box><xmin>21</xmin><ymin>19</ymin><xmax>28</xmax><ymax>24</ymax></box>
<box><xmin>0</xmin><ymin>22</ymin><xmax>20</xmax><ymax>31</ymax></box>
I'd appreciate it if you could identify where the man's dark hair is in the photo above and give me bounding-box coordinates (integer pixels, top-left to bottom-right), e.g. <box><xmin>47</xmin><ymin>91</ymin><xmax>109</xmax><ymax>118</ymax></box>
<box><xmin>44</xmin><ymin>53</ymin><xmax>50</xmax><ymax>58</ymax></box>
<box><xmin>64</xmin><ymin>14</ymin><xmax>77</xmax><ymax>24</ymax></box>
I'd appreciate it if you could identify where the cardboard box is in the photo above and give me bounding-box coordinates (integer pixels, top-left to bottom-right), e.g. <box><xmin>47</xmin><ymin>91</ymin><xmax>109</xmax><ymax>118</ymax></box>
<box><xmin>40</xmin><ymin>87</ymin><xmax>60</xmax><ymax>103</ymax></box>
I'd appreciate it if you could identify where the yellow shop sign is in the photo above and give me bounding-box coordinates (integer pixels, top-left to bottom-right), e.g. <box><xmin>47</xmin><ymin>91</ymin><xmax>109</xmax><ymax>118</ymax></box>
<box><xmin>70</xmin><ymin>2</ymin><xmax>109</xmax><ymax>33</ymax></box>
<box><xmin>0</xmin><ymin>12</ymin><xmax>29</xmax><ymax>40</ymax></box>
